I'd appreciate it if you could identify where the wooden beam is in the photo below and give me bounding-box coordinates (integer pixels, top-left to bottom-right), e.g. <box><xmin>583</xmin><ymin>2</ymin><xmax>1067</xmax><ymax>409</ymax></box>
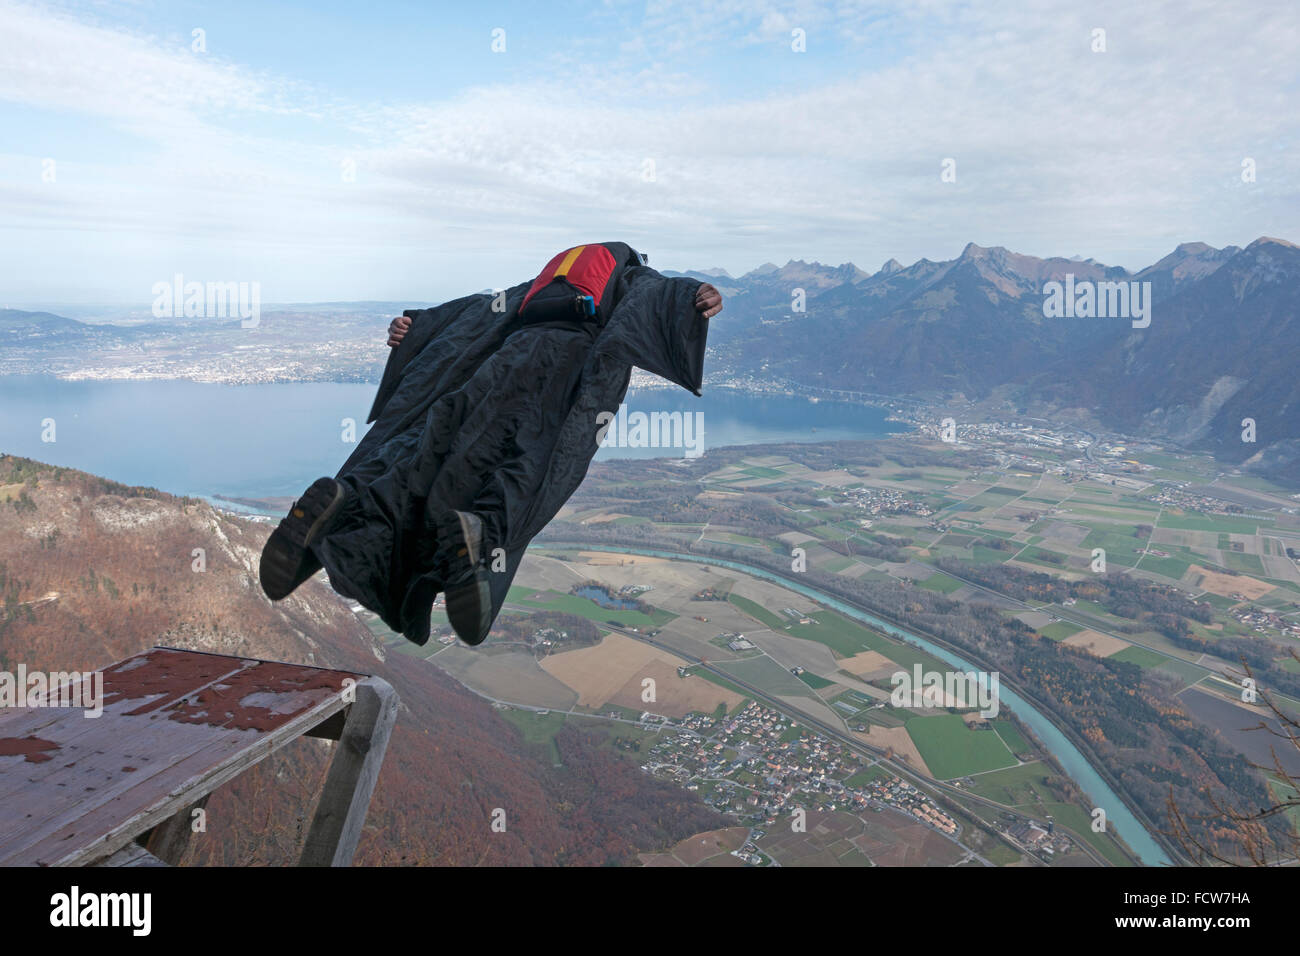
<box><xmin>0</xmin><ymin>648</ymin><xmax>386</xmax><ymax>867</ymax></box>
<box><xmin>44</xmin><ymin>691</ymin><xmax>359</xmax><ymax>867</ymax></box>
<box><xmin>297</xmin><ymin>677</ymin><xmax>398</xmax><ymax>867</ymax></box>
<box><xmin>140</xmin><ymin>795</ymin><xmax>210</xmax><ymax>865</ymax></box>
<box><xmin>94</xmin><ymin>843</ymin><xmax>169</xmax><ymax>867</ymax></box>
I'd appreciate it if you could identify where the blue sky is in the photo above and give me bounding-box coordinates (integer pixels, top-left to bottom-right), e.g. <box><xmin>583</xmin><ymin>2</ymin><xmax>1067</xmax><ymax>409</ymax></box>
<box><xmin>0</xmin><ymin>0</ymin><xmax>1297</xmax><ymax>306</ymax></box>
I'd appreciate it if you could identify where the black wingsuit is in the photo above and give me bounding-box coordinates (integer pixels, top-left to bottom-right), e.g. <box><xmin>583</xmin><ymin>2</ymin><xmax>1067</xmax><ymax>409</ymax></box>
<box><xmin>309</xmin><ymin>250</ymin><xmax>709</xmax><ymax>646</ymax></box>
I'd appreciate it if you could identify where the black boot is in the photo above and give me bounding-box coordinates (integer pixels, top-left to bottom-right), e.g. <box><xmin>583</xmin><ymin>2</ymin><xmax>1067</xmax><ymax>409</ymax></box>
<box><xmin>259</xmin><ymin>477</ymin><xmax>346</xmax><ymax>600</ymax></box>
<box><xmin>433</xmin><ymin>509</ymin><xmax>492</xmax><ymax>645</ymax></box>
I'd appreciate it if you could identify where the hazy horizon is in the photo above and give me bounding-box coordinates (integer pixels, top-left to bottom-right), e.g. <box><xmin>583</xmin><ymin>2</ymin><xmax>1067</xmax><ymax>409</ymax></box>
<box><xmin>4</xmin><ymin>233</ymin><xmax>1292</xmax><ymax>315</ymax></box>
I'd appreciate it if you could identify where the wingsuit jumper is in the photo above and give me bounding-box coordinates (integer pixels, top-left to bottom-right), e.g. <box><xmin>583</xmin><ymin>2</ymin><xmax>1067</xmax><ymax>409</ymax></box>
<box><xmin>258</xmin><ymin>242</ymin><xmax>724</xmax><ymax>646</ymax></box>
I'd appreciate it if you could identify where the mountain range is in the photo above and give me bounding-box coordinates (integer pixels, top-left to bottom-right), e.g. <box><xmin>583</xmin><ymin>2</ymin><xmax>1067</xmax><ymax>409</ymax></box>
<box><xmin>669</xmin><ymin>237</ymin><xmax>1300</xmax><ymax>482</ymax></box>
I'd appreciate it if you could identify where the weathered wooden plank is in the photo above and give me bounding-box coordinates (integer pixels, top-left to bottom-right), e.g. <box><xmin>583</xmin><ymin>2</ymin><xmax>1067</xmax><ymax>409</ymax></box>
<box><xmin>0</xmin><ymin>673</ymin><xmax>355</xmax><ymax>805</ymax></box>
<box><xmin>9</xmin><ymin>692</ymin><xmax>352</xmax><ymax>866</ymax></box>
<box><xmin>0</xmin><ymin>648</ymin><xmax>356</xmax><ymax>821</ymax></box>
<box><xmin>0</xmin><ymin>647</ymin><xmax>376</xmax><ymax>867</ymax></box>
<box><xmin>0</xmin><ymin>649</ymin><xmax>255</xmax><ymax>803</ymax></box>
<box><xmin>297</xmin><ymin>678</ymin><xmax>398</xmax><ymax>867</ymax></box>
<box><xmin>49</xmin><ymin>687</ymin><xmax>362</xmax><ymax>867</ymax></box>
<box><xmin>0</xmin><ymin>695</ymin><xmax>312</xmax><ymax>849</ymax></box>
<box><xmin>0</xmin><ymin>712</ymin><xmax>238</xmax><ymax>848</ymax></box>
<box><xmin>0</xmin><ymin>708</ymin><xmax>220</xmax><ymax>807</ymax></box>
<box><xmin>0</xmin><ymin>708</ymin><xmax>73</xmax><ymax>739</ymax></box>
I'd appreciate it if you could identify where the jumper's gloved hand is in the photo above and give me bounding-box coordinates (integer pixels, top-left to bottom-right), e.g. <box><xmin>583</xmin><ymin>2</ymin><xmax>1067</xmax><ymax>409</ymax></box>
<box><xmin>387</xmin><ymin>315</ymin><xmax>412</xmax><ymax>347</ymax></box>
<box><xmin>695</xmin><ymin>283</ymin><xmax>723</xmax><ymax>319</ymax></box>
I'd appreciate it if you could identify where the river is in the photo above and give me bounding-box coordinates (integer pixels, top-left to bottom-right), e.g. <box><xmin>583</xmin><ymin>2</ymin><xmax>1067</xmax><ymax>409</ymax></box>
<box><xmin>542</xmin><ymin>542</ymin><xmax>1174</xmax><ymax>866</ymax></box>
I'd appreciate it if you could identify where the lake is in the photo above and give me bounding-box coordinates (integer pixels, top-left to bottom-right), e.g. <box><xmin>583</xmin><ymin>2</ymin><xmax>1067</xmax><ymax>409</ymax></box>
<box><xmin>572</xmin><ymin>585</ymin><xmax>644</xmax><ymax>610</ymax></box>
<box><xmin>0</xmin><ymin>376</ymin><xmax>907</xmax><ymax>500</ymax></box>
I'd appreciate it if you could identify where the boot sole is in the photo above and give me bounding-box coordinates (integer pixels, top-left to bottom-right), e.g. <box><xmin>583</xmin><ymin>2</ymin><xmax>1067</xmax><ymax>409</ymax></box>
<box><xmin>260</xmin><ymin>478</ymin><xmax>345</xmax><ymax>600</ymax></box>
<box><xmin>445</xmin><ymin>567</ymin><xmax>492</xmax><ymax>646</ymax></box>
<box><xmin>433</xmin><ymin>509</ymin><xmax>482</xmax><ymax>580</ymax></box>
<box><xmin>434</xmin><ymin>510</ymin><xmax>490</xmax><ymax>644</ymax></box>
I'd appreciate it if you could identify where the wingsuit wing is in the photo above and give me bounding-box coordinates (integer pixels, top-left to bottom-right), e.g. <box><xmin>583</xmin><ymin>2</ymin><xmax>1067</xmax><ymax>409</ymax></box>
<box><xmin>477</xmin><ymin>266</ymin><xmax>710</xmax><ymax>628</ymax></box>
<box><xmin>364</xmin><ymin>286</ymin><xmax>525</xmax><ymax>426</ymax></box>
<box><xmin>595</xmin><ymin>265</ymin><xmax>709</xmax><ymax>395</ymax></box>
<box><xmin>341</xmin><ymin>282</ymin><xmax>530</xmax><ymax>479</ymax></box>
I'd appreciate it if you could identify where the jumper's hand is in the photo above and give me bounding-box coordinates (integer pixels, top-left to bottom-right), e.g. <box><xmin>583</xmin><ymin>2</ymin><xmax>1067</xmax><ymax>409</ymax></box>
<box><xmin>387</xmin><ymin>315</ymin><xmax>411</xmax><ymax>347</ymax></box>
<box><xmin>695</xmin><ymin>283</ymin><xmax>723</xmax><ymax>319</ymax></box>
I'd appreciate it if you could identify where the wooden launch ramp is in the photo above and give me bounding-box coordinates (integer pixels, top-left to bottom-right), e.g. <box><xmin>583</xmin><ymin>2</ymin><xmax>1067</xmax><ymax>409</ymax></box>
<box><xmin>0</xmin><ymin>646</ymin><xmax>398</xmax><ymax>867</ymax></box>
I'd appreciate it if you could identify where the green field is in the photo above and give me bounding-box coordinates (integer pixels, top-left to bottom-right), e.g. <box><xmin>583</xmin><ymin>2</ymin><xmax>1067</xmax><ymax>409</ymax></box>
<box><xmin>727</xmin><ymin>593</ymin><xmax>787</xmax><ymax>629</ymax></box>
<box><xmin>1155</xmin><ymin>657</ymin><xmax>1210</xmax><ymax>687</ymax></box>
<box><xmin>993</xmin><ymin>719</ymin><xmax>1030</xmax><ymax>755</ymax></box>
<box><xmin>905</xmin><ymin>714</ymin><xmax>1018</xmax><ymax>779</ymax></box>
<box><xmin>1038</xmin><ymin>621</ymin><xmax>1084</xmax><ymax>641</ymax></box>
<box><xmin>844</xmin><ymin>765</ymin><xmax>891</xmax><ymax>788</ymax></box>
<box><xmin>967</xmin><ymin>545</ymin><xmax>1013</xmax><ymax>565</ymax></box>
<box><xmin>1159</xmin><ymin>512</ymin><xmax>1263</xmax><ymax>534</ymax></box>
<box><xmin>917</xmin><ymin>572</ymin><xmax>964</xmax><ymax>594</ymax></box>
<box><xmin>499</xmin><ymin>709</ymin><xmax>569</xmax><ymax>764</ymax></box>
<box><xmin>1137</xmin><ymin>554</ymin><xmax>1194</xmax><ymax>581</ymax></box>
<box><xmin>741</xmin><ymin>465</ymin><xmax>786</xmax><ymax>479</ymax></box>
<box><xmin>1110</xmin><ymin>645</ymin><xmax>1169</xmax><ymax>668</ymax></box>
<box><xmin>787</xmin><ymin>610</ymin><xmax>946</xmax><ymax>671</ymax></box>
<box><xmin>966</xmin><ymin>760</ymin><xmax>1058</xmax><ymax>805</ymax></box>
<box><xmin>858</xmin><ymin>707</ymin><xmax>907</xmax><ymax>728</ymax></box>
<box><xmin>970</xmin><ymin>526</ymin><xmax>1019</xmax><ymax>540</ymax></box>
<box><xmin>1033</xmin><ymin>802</ymin><xmax>1133</xmax><ymax>866</ymax></box>
<box><xmin>1267</xmin><ymin>779</ymin><xmax>1300</xmax><ymax>833</ymax></box>
<box><xmin>1082</xmin><ymin>527</ymin><xmax>1150</xmax><ymax>567</ymax></box>
<box><xmin>1221</xmin><ymin>551</ymin><xmax>1266</xmax><ymax>575</ymax></box>
<box><xmin>1066</xmin><ymin>504</ymin><xmax>1161</xmax><ymax>523</ymax></box>
<box><xmin>797</xmin><ymin>671</ymin><xmax>835</xmax><ymax>689</ymax></box>
<box><xmin>710</xmin><ymin>531</ymin><xmax>771</xmax><ymax>548</ymax></box>
<box><xmin>1018</xmin><ymin>546</ymin><xmax>1073</xmax><ymax>570</ymax></box>
<box><xmin>506</xmin><ymin>585</ymin><xmax>674</xmax><ymax>627</ymax></box>
<box><xmin>714</xmin><ymin>656</ymin><xmax>813</xmax><ymax>698</ymax></box>
<box><xmin>951</xmin><ymin>492</ymin><xmax>1019</xmax><ymax>512</ymax></box>
<box><xmin>960</xmin><ymin>766</ymin><xmax>1133</xmax><ymax>863</ymax></box>
<box><xmin>693</xmin><ymin>668</ymin><xmax>753</xmax><ymax>699</ymax></box>
<box><xmin>983</xmin><ymin>843</ymin><xmax>1023</xmax><ymax>866</ymax></box>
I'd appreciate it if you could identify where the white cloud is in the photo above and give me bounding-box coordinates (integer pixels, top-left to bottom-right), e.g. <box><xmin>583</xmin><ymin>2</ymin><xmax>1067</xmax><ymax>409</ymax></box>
<box><xmin>0</xmin><ymin>0</ymin><xmax>1296</xmax><ymax>302</ymax></box>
